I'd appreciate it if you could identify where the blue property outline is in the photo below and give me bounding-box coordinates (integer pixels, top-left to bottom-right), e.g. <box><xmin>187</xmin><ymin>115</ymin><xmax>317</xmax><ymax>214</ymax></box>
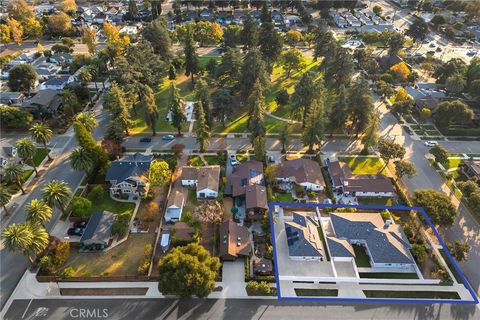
<box><xmin>267</xmin><ymin>202</ymin><xmax>479</xmax><ymax>304</ymax></box>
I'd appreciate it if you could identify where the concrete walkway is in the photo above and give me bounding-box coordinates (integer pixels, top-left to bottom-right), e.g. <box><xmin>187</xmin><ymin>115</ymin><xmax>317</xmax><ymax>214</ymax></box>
<box><xmin>265</xmin><ymin>110</ymin><xmax>301</xmax><ymax>125</ymax></box>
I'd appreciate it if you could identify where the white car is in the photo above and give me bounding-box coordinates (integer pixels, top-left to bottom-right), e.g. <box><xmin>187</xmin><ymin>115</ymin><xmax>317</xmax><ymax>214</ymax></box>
<box><xmin>424</xmin><ymin>140</ymin><xmax>438</xmax><ymax>147</ymax></box>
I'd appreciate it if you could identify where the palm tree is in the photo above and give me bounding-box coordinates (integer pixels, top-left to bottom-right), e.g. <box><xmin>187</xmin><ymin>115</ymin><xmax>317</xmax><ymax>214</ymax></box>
<box><xmin>2</xmin><ymin>223</ymin><xmax>34</xmax><ymax>264</ymax></box>
<box><xmin>16</xmin><ymin>138</ymin><xmax>39</xmax><ymax>176</ymax></box>
<box><xmin>75</xmin><ymin>112</ymin><xmax>98</xmax><ymax>132</ymax></box>
<box><xmin>26</xmin><ymin>222</ymin><xmax>49</xmax><ymax>260</ymax></box>
<box><xmin>42</xmin><ymin>180</ymin><xmax>72</xmax><ymax>215</ymax></box>
<box><xmin>3</xmin><ymin>163</ymin><xmax>26</xmax><ymax>194</ymax></box>
<box><xmin>26</xmin><ymin>199</ymin><xmax>53</xmax><ymax>226</ymax></box>
<box><xmin>69</xmin><ymin>147</ymin><xmax>94</xmax><ymax>174</ymax></box>
<box><xmin>78</xmin><ymin>69</ymin><xmax>93</xmax><ymax>105</ymax></box>
<box><xmin>30</xmin><ymin>123</ymin><xmax>53</xmax><ymax>160</ymax></box>
<box><xmin>0</xmin><ymin>184</ymin><xmax>12</xmax><ymax>215</ymax></box>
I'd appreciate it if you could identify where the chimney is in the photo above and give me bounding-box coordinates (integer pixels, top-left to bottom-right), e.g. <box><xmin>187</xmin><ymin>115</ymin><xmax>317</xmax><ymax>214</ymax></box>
<box><xmin>384</xmin><ymin>219</ymin><xmax>392</xmax><ymax>229</ymax></box>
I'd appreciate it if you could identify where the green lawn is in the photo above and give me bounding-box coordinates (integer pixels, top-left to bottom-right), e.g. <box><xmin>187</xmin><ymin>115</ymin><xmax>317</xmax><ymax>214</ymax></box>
<box><xmin>84</xmin><ymin>188</ymin><xmax>135</xmax><ymax>217</ymax></box>
<box><xmin>363</xmin><ymin>290</ymin><xmax>460</xmax><ymax>299</ymax></box>
<box><xmin>204</xmin><ymin>155</ymin><xmax>221</xmax><ymax>165</ymax></box>
<box><xmin>295</xmin><ymin>289</ymin><xmax>338</xmax><ymax>297</ymax></box>
<box><xmin>33</xmin><ymin>148</ymin><xmax>49</xmax><ymax>166</ymax></box>
<box><xmin>273</xmin><ymin>192</ymin><xmax>295</xmax><ymax>202</ymax></box>
<box><xmin>359</xmin><ymin>272</ymin><xmax>419</xmax><ymax>279</ymax></box>
<box><xmin>357</xmin><ymin>197</ymin><xmax>394</xmax><ymax>206</ymax></box>
<box><xmin>353</xmin><ymin>245</ymin><xmax>371</xmax><ymax>268</ymax></box>
<box><xmin>187</xmin><ymin>155</ymin><xmax>205</xmax><ymax>167</ymax></box>
<box><xmin>340</xmin><ymin>157</ymin><xmax>387</xmax><ymax>175</ymax></box>
<box><xmin>442</xmin><ymin>159</ymin><xmax>462</xmax><ymax>170</ymax></box>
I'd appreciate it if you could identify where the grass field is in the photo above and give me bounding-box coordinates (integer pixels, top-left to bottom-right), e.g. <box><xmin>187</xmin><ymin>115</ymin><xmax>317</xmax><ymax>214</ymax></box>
<box><xmin>187</xmin><ymin>155</ymin><xmax>205</xmax><ymax>167</ymax></box>
<box><xmin>84</xmin><ymin>188</ymin><xmax>135</xmax><ymax>217</ymax></box>
<box><xmin>33</xmin><ymin>148</ymin><xmax>49</xmax><ymax>166</ymax></box>
<box><xmin>340</xmin><ymin>157</ymin><xmax>387</xmax><ymax>175</ymax></box>
<box><xmin>273</xmin><ymin>192</ymin><xmax>295</xmax><ymax>202</ymax></box>
<box><xmin>204</xmin><ymin>155</ymin><xmax>221</xmax><ymax>165</ymax></box>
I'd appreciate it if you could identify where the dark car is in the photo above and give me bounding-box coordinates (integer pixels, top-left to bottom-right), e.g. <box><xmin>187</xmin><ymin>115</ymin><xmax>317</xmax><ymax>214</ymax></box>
<box><xmin>73</xmin><ymin>221</ymin><xmax>88</xmax><ymax>228</ymax></box>
<box><xmin>67</xmin><ymin>227</ymin><xmax>83</xmax><ymax>236</ymax></box>
<box><xmin>436</xmin><ymin>47</ymin><xmax>442</xmax><ymax>52</ymax></box>
<box><xmin>140</xmin><ymin>137</ymin><xmax>152</xmax><ymax>143</ymax></box>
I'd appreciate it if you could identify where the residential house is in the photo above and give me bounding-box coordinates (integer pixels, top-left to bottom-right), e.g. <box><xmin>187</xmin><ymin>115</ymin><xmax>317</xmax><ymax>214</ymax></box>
<box><xmin>461</xmin><ymin>161</ymin><xmax>480</xmax><ymax>183</ymax></box>
<box><xmin>181</xmin><ymin>165</ymin><xmax>221</xmax><ymax>199</ymax></box>
<box><xmin>165</xmin><ymin>190</ymin><xmax>185</xmax><ymax>222</ymax></box>
<box><xmin>38</xmin><ymin>75</ymin><xmax>75</xmax><ymax>91</ymax></box>
<box><xmin>49</xmin><ymin>53</ymin><xmax>73</xmax><ymax>65</ymax></box>
<box><xmin>330</xmin><ymin>11</ymin><xmax>348</xmax><ymax>28</ymax></box>
<box><xmin>227</xmin><ymin>161</ymin><xmax>268</xmax><ymax>220</ymax></box>
<box><xmin>80</xmin><ymin>211</ymin><xmax>116</xmax><ymax>248</ymax></box>
<box><xmin>360</xmin><ymin>24</ymin><xmax>395</xmax><ymax>33</ymax></box>
<box><xmin>327</xmin><ymin>160</ymin><xmax>396</xmax><ymax>198</ymax></box>
<box><xmin>405</xmin><ymin>84</ymin><xmax>446</xmax><ymax>111</ymax></box>
<box><xmin>94</xmin><ymin>12</ymin><xmax>109</xmax><ymax>24</ymax></box>
<box><xmin>379</xmin><ymin>54</ymin><xmax>404</xmax><ymax>70</ymax></box>
<box><xmin>275</xmin><ymin>158</ymin><xmax>325</xmax><ymax>191</ymax></box>
<box><xmin>285</xmin><ymin>212</ymin><xmax>325</xmax><ymax>261</ymax></box>
<box><xmin>328</xmin><ymin>212</ymin><xmax>414</xmax><ymax>268</ymax></box>
<box><xmin>35</xmin><ymin>64</ymin><xmax>61</xmax><ymax>81</ymax></box>
<box><xmin>105</xmin><ymin>153</ymin><xmax>153</xmax><ymax>197</ymax></box>
<box><xmin>21</xmin><ymin>89</ymin><xmax>63</xmax><ymax>117</ymax></box>
<box><xmin>0</xmin><ymin>92</ymin><xmax>25</xmax><ymax>106</ymax></box>
<box><xmin>219</xmin><ymin>220</ymin><xmax>251</xmax><ymax>260</ymax></box>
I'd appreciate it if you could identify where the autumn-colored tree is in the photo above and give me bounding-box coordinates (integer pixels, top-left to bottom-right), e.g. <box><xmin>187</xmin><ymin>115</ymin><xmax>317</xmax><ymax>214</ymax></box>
<box><xmin>1</xmin><ymin>24</ymin><xmax>11</xmax><ymax>44</ymax></box>
<box><xmin>395</xmin><ymin>87</ymin><xmax>411</xmax><ymax>102</ymax></box>
<box><xmin>390</xmin><ymin>62</ymin><xmax>411</xmax><ymax>82</ymax></box>
<box><xmin>103</xmin><ymin>22</ymin><xmax>130</xmax><ymax>54</ymax></box>
<box><xmin>6</xmin><ymin>18</ymin><xmax>23</xmax><ymax>44</ymax></box>
<box><xmin>81</xmin><ymin>27</ymin><xmax>97</xmax><ymax>55</ymax></box>
<box><xmin>61</xmin><ymin>0</ymin><xmax>77</xmax><ymax>13</ymax></box>
<box><xmin>47</xmin><ymin>12</ymin><xmax>72</xmax><ymax>35</ymax></box>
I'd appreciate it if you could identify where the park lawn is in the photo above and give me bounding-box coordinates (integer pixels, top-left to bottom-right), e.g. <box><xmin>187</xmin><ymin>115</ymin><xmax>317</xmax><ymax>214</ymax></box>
<box><xmin>84</xmin><ymin>189</ymin><xmax>135</xmax><ymax>217</ymax></box>
<box><xmin>212</xmin><ymin>112</ymin><xmax>249</xmax><ymax>133</ymax></box>
<box><xmin>198</xmin><ymin>55</ymin><xmax>221</xmax><ymax>67</ymax></box>
<box><xmin>33</xmin><ymin>148</ymin><xmax>49</xmax><ymax>166</ymax></box>
<box><xmin>340</xmin><ymin>157</ymin><xmax>387</xmax><ymax>175</ymax></box>
<box><xmin>187</xmin><ymin>155</ymin><xmax>205</xmax><ymax>167</ymax></box>
<box><xmin>64</xmin><ymin>233</ymin><xmax>155</xmax><ymax>276</ymax></box>
<box><xmin>265</xmin><ymin>116</ymin><xmax>302</xmax><ymax>133</ymax></box>
<box><xmin>357</xmin><ymin>197</ymin><xmax>394</xmax><ymax>206</ymax></box>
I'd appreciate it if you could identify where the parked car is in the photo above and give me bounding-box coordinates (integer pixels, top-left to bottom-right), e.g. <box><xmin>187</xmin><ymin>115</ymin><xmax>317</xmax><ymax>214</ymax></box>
<box><xmin>436</xmin><ymin>47</ymin><xmax>442</xmax><ymax>52</ymax></box>
<box><xmin>140</xmin><ymin>137</ymin><xmax>152</xmax><ymax>143</ymax></box>
<box><xmin>424</xmin><ymin>140</ymin><xmax>438</xmax><ymax>147</ymax></box>
<box><xmin>230</xmin><ymin>158</ymin><xmax>240</xmax><ymax>166</ymax></box>
<box><xmin>162</xmin><ymin>135</ymin><xmax>175</xmax><ymax>141</ymax></box>
<box><xmin>427</xmin><ymin>51</ymin><xmax>435</xmax><ymax>56</ymax></box>
<box><xmin>229</xmin><ymin>154</ymin><xmax>236</xmax><ymax>160</ymax></box>
<box><xmin>268</xmin><ymin>155</ymin><xmax>275</xmax><ymax>163</ymax></box>
<box><xmin>67</xmin><ymin>227</ymin><xmax>83</xmax><ymax>236</ymax></box>
<box><xmin>467</xmin><ymin>49</ymin><xmax>477</xmax><ymax>56</ymax></box>
<box><xmin>73</xmin><ymin>221</ymin><xmax>88</xmax><ymax>228</ymax></box>
<box><xmin>429</xmin><ymin>42</ymin><xmax>436</xmax><ymax>48</ymax></box>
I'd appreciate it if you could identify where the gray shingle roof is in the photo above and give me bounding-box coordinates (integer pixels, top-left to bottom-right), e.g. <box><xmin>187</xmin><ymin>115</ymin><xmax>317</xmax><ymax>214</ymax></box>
<box><xmin>285</xmin><ymin>212</ymin><xmax>324</xmax><ymax>258</ymax></box>
<box><xmin>330</xmin><ymin>212</ymin><xmax>412</xmax><ymax>264</ymax></box>
<box><xmin>80</xmin><ymin>211</ymin><xmax>115</xmax><ymax>244</ymax></box>
<box><xmin>327</xmin><ymin>237</ymin><xmax>355</xmax><ymax>258</ymax></box>
<box><xmin>105</xmin><ymin>153</ymin><xmax>153</xmax><ymax>183</ymax></box>
<box><xmin>277</xmin><ymin>158</ymin><xmax>325</xmax><ymax>187</ymax></box>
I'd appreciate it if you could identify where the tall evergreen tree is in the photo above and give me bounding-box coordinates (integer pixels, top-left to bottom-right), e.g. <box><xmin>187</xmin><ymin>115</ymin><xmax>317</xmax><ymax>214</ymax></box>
<box><xmin>279</xmin><ymin>124</ymin><xmax>290</xmax><ymax>153</ymax></box>
<box><xmin>240</xmin><ymin>15</ymin><xmax>258</xmax><ymax>49</ymax></box>
<box><xmin>73</xmin><ymin>121</ymin><xmax>110</xmax><ymax>173</ymax></box>
<box><xmin>141</xmin><ymin>19</ymin><xmax>171</xmax><ymax>59</ymax></box>
<box><xmin>195</xmin><ymin>102</ymin><xmax>210</xmax><ymax>153</ymax></box>
<box><xmin>290</xmin><ymin>71</ymin><xmax>323</xmax><ymax>126</ymax></box>
<box><xmin>104</xmin><ymin>83</ymin><xmax>131</xmax><ymax>136</ymax></box>
<box><xmin>239</xmin><ymin>49</ymin><xmax>269</xmax><ymax>100</ymax></box>
<box><xmin>247</xmin><ymin>81</ymin><xmax>266</xmax><ymax>143</ymax></box>
<box><xmin>327</xmin><ymin>85</ymin><xmax>348</xmax><ymax>137</ymax></box>
<box><xmin>150</xmin><ymin>0</ymin><xmax>162</xmax><ymax>18</ymax></box>
<box><xmin>325</xmin><ymin>46</ymin><xmax>354</xmax><ymax>89</ymax></box>
<box><xmin>139</xmin><ymin>85</ymin><xmax>159</xmax><ymax>136</ymax></box>
<box><xmin>259</xmin><ymin>21</ymin><xmax>283</xmax><ymax>68</ymax></box>
<box><xmin>302</xmin><ymin>98</ymin><xmax>325</xmax><ymax>153</ymax></box>
<box><xmin>348</xmin><ymin>78</ymin><xmax>374</xmax><ymax>137</ymax></box>
<box><xmin>213</xmin><ymin>88</ymin><xmax>234</xmax><ymax>127</ymax></box>
<box><xmin>184</xmin><ymin>31</ymin><xmax>200</xmax><ymax>84</ymax></box>
<box><xmin>252</xmin><ymin>136</ymin><xmax>266</xmax><ymax>162</ymax></box>
<box><xmin>127</xmin><ymin>0</ymin><xmax>138</xmax><ymax>20</ymax></box>
<box><xmin>216</xmin><ymin>48</ymin><xmax>242</xmax><ymax>88</ymax></box>
<box><xmin>194</xmin><ymin>79</ymin><xmax>213</xmax><ymax>127</ymax></box>
<box><xmin>361</xmin><ymin>112</ymin><xmax>380</xmax><ymax>154</ymax></box>
<box><xmin>313</xmin><ymin>29</ymin><xmax>336</xmax><ymax>61</ymax></box>
<box><xmin>168</xmin><ymin>83</ymin><xmax>186</xmax><ymax>135</ymax></box>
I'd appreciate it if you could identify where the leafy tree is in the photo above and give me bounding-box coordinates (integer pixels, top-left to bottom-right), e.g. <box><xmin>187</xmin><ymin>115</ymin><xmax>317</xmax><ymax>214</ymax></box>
<box><xmin>361</xmin><ymin>113</ymin><xmax>380</xmax><ymax>153</ymax></box>
<box><xmin>69</xmin><ymin>147</ymin><xmax>94</xmax><ymax>174</ymax></box>
<box><xmin>240</xmin><ymin>15</ymin><xmax>258</xmax><ymax>49</ymax></box>
<box><xmin>42</xmin><ymin>180</ymin><xmax>72</xmax><ymax>216</ymax></box>
<box><xmin>6</xmin><ymin>18</ymin><xmax>23</xmax><ymax>45</ymax></box>
<box><xmin>127</xmin><ymin>0</ymin><xmax>138</xmax><ymax>19</ymax></box>
<box><xmin>8</xmin><ymin>64</ymin><xmax>38</xmax><ymax>93</ymax></box>
<box><xmin>184</xmin><ymin>31</ymin><xmax>200</xmax><ymax>84</ymax></box>
<box><xmin>0</xmin><ymin>184</ymin><xmax>12</xmax><ymax>214</ymax></box>
<box><xmin>7</xmin><ymin>0</ymin><xmax>34</xmax><ymax>22</ymax></box>
<box><xmin>138</xmin><ymin>85</ymin><xmax>158</xmax><ymax>136</ymax></box>
<box><xmin>247</xmin><ymin>81</ymin><xmax>266</xmax><ymax>142</ymax></box>
<box><xmin>150</xmin><ymin>0</ymin><xmax>163</xmax><ymax>18</ymax></box>
<box><xmin>433</xmin><ymin>100</ymin><xmax>473</xmax><ymax>130</ymax></box>
<box><xmin>279</xmin><ymin>124</ymin><xmax>290</xmax><ymax>153</ymax></box>
<box><xmin>222</xmin><ymin>25</ymin><xmax>241</xmax><ymax>48</ymax></box>
<box><xmin>280</xmin><ymin>49</ymin><xmax>305</xmax><ymax>78</ymax></box>
<box><xmin>394</xmin><ymin>160</ymin><xmax>417</xmax><ymax>180</ymax></box>
<box><xmin>412</xmin><ymin>244</ymin><xmax>428</xmax><ymax>263</ymax></box>
<box><xmin>290</xmin><ymin>71</ymin><xmax>323</xmax><ymax>125</ymax></box>
<box><xmin>313</xmin><ymin>29</ymin><xmax>336</xmax><ymax>61</ymax></box>
<box><xmin>30</xmin><ymin>123</ymin><xmax>52</xmax><ymax>160</ymax></box>
<box><xmin>1</xmin><ymin>107</ymin><xmax>32</xmax><ymax>129</ymax></box>
<box><xmin>195</xmin><ymin>102</ymin><xmax>210</xmax><ymax>152</ymax></box>
<box><xmin>302</xmin><ymin>98</ymin><xmax>324</xmax><ymax>153</ymax></box>
<box><xmin>376</xmin><ymin>80</ymin><xmax>394</xmax><ymax>99</ymax></box>
<box><xmin>62</xmin><ymin>88</ymin><xmax>81</xmax><ymax>117</ymax></box>
<box><xmin>1</xmin><ymin>24</ymin><xmax>11</xmax><ymax>44</ymax></box>
<box><xmin>445</xmin><ymin>73</ymin><xmax>466</xmax><ymax>95</ymax></box>
<box><xmin>26</xmin><ymin>199</ymin><xmax>52</xmax><ymax>226</ymax></box>
<box><xmin>413</xmin><ymin>189</ymin><xmax>457</xmax><ymax>226</ymax></box>
<box><xmin>239</xmin><ymin>49</ymin><xmax>269</xmax><ymax>100</ymax></box>
<box><xmin>2</xmin><ymin>222</ymin><xmax>49</xmax><ymax>265</ymax></box>
<box><xmin>148</xmin><ymin>160</ymin><xmax>171</xmax><ymax>186</ymax></box>
<box><xmin>388</xmin><ymin>32</ymin><xmax>405</xmax><ymax>55</ymax></box>
<box><xmin>253</xmin><ymin>136</ymin><xmax>266</xmax><ymax>162</ymax></box>
<box><xmin>194</xmin><ymin>21</ymin><xmax>223</xmax><ymax>46</ymax></box>
<box><xmin>447</xmin><ymin>241</ymin><xmax>470</xmax><ymax>262</ymax></box>
<box><xmin>75</xmin><ymin>112</ymin><xmax>97</xmax><ymax>132</ymax></box>
<box><xmin>433</xmin><ymin>58</ymin><xmax>467</xmax><ymax>84</ymax></box>
<box><xmin>73</xmin><ymin>121</ymin><xmax>110</xmax><ymax>173</ymax></box>
<box><xmin>325</xmin><ymin>46</ymin><xmax>354</xmax><ymax>89</ymax></box>
<box><xmin>395</xmin><ymin>87</ymin><xmax>411</xmax><ymax>102</ymax></box>
<box><xmin>458</xmin><ymin>180</ymin><xmax>479</xmax><ymax>198</ymax></box>
<box><xmin>81</xmin><ymin>27</ymin><xmax>97</xmax><ymax>56</ymax></box>
<box><xmin>348</xmin><ymin>79</ymin><xmax>374</xmax><ymax>136</ymax></box>
<box><xmin>285</xmin><ymin>30</ymin><xmax>303</xmax><ymax>47</ymax></box>
<box><xmin>194</xmin><ymin>79</ymin><xmax>212</xmax><ymax>126</ymax></box>
<box><xmin>373</xmin><ymin>5</ymin><xmax>382</xmax><ymax>16</ymax></box>
<box><xmin>3</xmin><ymin>163</ymin><xmax>25</xmax><ymax>194</ymax></box>
<box><xmin>16</xmin><ymin>138</ymin><xmax>39</xmax><ymax>176</ymax></box>
<box><xmin>47</xmin><ymin>12</ymin><xmax>72</xmax><ymax>35</ymax></box>
<box><xmin>390</xmin><ymin>62</ymin><xmax>411</xmax><ymax>82</ymax></box>
<box><xmin>61</xmin><ymin>0</ymin><xmax>77</xmax><ymax>13</ymax></box>
<box><xmin>275</xmin><ymin>89</ymin><xmax>289</xmax><ymax>107</ymax></box>
<box><xmin>216</xmin><ymin>48</ymin><xmax>242</xmax><ymax>88</ymax></box>
<box><xmin>104</xmin><ymin>83</ymin><xmax>131</xmax><ymax>136</ymax></box>
<box><xmin>431</xmin><ymin>14</ymin><xmax>446</xmax><ymax>29</ymax></box>
<box><xmin>70</xmin><ymin>196</ymin><xmax>92</xmax><ymax>217</ymax></box>
<box><xmin>406</xmin><ymin>18</ymin><xmax>429</xmax><ymax>42</ymax></box>
<box><xmin>429</xmin><ymin>144</ymin><xmax>449</xmax><ymax>165</ymax></box>
<box><xmin>158</xmin><ymin>243</ymin><xmax>220</xmax><ymax>298</ymax></box>
<box><xmin>327</xmin><ymin>85</ymin><xmax>348</xmax><ymax>137</ymax></box>
<box><xmin>378</xmin><ymin>139</ymin><xmax>406</xmax><ymax>171</ymax></box>
<box><xmin>168</xmin><ymin>83</ymin><xmax>186</xmax><ymax>135</ymax></box>
<box><xmin>141</xmin><ymin>19</ymin><xmax>171</xmax><ymax>59</ymax></box>
<box><xmin>168</xmin><ymin>64</ymin><xmax>176</xmax><ymax>80</ymax></box>
<box><xmin>259</xmin><ymin>21</ymin><xmax>283</xmax><ymax>67</ymax></box>
<box><xmin>213</xmin><ymin>88</ymin><xmax>234</xmax><ymax>127</ymax></box>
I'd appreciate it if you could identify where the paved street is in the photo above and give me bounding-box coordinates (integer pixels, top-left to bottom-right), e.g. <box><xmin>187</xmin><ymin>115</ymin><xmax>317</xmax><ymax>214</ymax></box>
<box><xmin>4</xmin><ymin>298</ymin><xmax>479</xmax><ymax>320</ymax></box>
<box><xmin>0</xmin><ymin>108</ymin><xmax>109</xmax><ymax>310</ymax></box>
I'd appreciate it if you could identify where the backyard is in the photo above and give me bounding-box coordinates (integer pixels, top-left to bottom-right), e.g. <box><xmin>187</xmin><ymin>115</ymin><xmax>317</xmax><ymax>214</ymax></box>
<box><xmin>83</xmin><ymin>186</ymin><xmax>135</xmax><ymax>217</ymax></box>
<box><xmin>339</xmin><ymin>156</ymin><xmax>388</xmax><ymax>176</ymax></box>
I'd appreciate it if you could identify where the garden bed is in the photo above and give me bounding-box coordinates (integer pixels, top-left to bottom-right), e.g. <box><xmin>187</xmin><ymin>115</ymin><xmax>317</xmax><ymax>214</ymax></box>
<box><xmin>363</xmin><ymin>290</ymin><xmax>460</xmax><ymax>299</ymax></box>
<box><xmin>359</xmin><ymin>272</ymin><xmax>419</xmax><ymax>279</ymax></box>
<box><xmin>295</xmin><ymin>289</ymin><xmax>338</xmax><ymax>297</ymax></box>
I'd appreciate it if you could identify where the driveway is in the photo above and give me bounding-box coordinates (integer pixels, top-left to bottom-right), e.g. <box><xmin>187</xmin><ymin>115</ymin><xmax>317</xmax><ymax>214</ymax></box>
<box><xmin>218</xmin><ymin>260</ymin><xmax>247</xmax><ymax>298</ymax></box>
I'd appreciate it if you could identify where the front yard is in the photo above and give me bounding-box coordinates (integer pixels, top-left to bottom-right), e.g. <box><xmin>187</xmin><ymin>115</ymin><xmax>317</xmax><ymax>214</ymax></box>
<box><xmin>83</xmin><ymin>186</ymin><xmax>135</xmax><ymax>217</ymax></box>
<box><xmin>339</xmin><ymin>156</ymin><xmax>388</xmax><ymax>176</ymax></box>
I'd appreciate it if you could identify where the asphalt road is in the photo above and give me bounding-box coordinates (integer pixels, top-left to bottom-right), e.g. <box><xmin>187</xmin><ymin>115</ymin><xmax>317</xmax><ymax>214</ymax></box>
<box><xmin>0</xmin><ymin>108</ymin><xmax>109</xmax><ymax>310</ymax></box>
<box><xmin>4</xmin><ymin>298</ymin><xmax>479</xmax><ymax>320</ymax></box>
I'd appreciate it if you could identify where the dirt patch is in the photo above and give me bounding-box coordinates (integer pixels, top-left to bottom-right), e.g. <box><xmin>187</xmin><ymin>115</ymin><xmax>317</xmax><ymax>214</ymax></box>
<box><xmin>223</xmin><ymin>197</ymin><xmax>233</xmax><ymax>221</ymax></box>
<box><xmin>60</xmin><ymin>288</ymin><xmax>148</xmax><ymax>296</ymax></box>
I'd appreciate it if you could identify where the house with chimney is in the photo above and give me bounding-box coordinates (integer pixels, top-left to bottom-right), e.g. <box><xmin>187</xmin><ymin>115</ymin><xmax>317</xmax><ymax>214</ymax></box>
<box><xmin>275</xmin><ymin>158</ymin><xmax>325</xmax><ymax>191</ymax></box>
<box><xmin>105</xmin><ymin>153</ymin><xmax>153</xmax><ymax>197</ymax></box>
<box><xmin>219</xmin><ymin>220</ymin><xmax>251</xmax><ymax>260</ymax></box>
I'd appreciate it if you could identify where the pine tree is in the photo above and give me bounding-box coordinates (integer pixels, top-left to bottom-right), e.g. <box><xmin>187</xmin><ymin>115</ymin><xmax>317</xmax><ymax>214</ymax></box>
<box><xmin>279</xmin><ymin>124</ymin><xmax>290</xmax><ymax>153</ymax></box>
<box><xmin>194</xmin><ymin>79</ymin><xmax>212</xmax><ymax>127</ymax></box>
<box><xmin>169</xmin><ymin>83</ymin><xmax>186</xmax><ymax>135</ymax></box>
<box><xmin>325</xmin><ymin>46</ymin><xmax>354</xmax><ymax>89</ymax></box>
<box><xmin>290</xmin><ymin>71</ymin><xmax>324</xmax><ymax>126</ymax></box>
<box><xmin>302</xmin><ymin>98</ymin><xmax>325</xmax><ymax>153</ymax></box>
<box><xmin>239</xmin><ymin>49</ymin><xmax>269</xmax><ymax>100</ymax></box>
<box><xmin>240</xmin><ymin>15</ymin><xmax>258</xmax><ymax>50</ymax></box>
<box><xmin>216</xmin><ymin>48</ymin><xmax>242</xmax><ymax>88</ymax></box>
<box><xmin>140</xmin><ymin>85</ymin><xmax>159</xmax><ymax>136</ymax></box>
<box><xmin>168</xmin><ymin>64</ymin><xmax>176</xmax><ymax>80</ymax></box>
<box><xmin>247</xmin><ymin>81</ymin><xmax>266</xmax><ymax>143</ymax></box>
<box><xmin>348</xmin><ymin>78</ymin><xmax>374</xmax><ymax>137</ymax></box>
<box><xmin>327</xmin><ymin>85</ymin><xmax>348</xmax><ymax>137</ymax></box>
<box><xmin>195</xmin><ymin>101</ymin><xmax>210</xmax><ymax>152</ymax></box>
<box><xmin>184</xmin><ymin>31</ymin><xmax>199</xmax><ymax>84</ymax></box>
<box><xmin>253</xmin><ymin>136</ymin><xmax>266</xmax><ymax>162</ymax></box>
<box><xmin>104</xmin><ymin>83</ymin><xmax>131</xmax><ymax>136</ymax></box>
<box><xmin>213</xmin><ymin>88</ymin><xmax>234</xmax><ymax>127</ymax></box>
<box><xmin>128</xmin><ymin>0</ymin><xmax>138</xmax><ymax>20</ymax></box>
<box><xmin>259</xmin><ymin>21</ymin><xmax>283</xmax><ymax>68</ymax></box>
<box><xmin>361</xmin><ymin>113</ymin><xmax>380</xmax><ymax>154</ymax></box>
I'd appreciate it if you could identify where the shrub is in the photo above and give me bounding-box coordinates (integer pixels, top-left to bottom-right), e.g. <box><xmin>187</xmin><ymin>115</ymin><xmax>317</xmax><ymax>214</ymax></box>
<box><xmin>0</xmin><ymin>106</ymin><xmax>33</xmax><ymax>128</ymax></box>
<box><xmin>276</xmin><ymin>89</ymin><xmax>290</xmax><ymax>106</ymax></box>
<box><xmin>53</xmin><ymin>241</ymin><xmax>70</xmax><ymax>267</ymax></box>
<box><xmin>412</xmin><ymin>244</ymin><xmax>428</xmax><ymax>263</ymax></box>
<box><xmin>61</xmin><ymin>267</ymin><xmax>75</xmax><ymax>278</ymax></box>
<box><xmin>137</xmin><ymin>244</ymin><xmax>153</xmax><ymax>275</ymax></box>
<box><xmin>39</xmin><ymin>256</ymin><xmax>55</xmax><ymax>274</ymax></box>
<box><xmin>246</xmin><ymin>281</ymin><xmax>273</xmax><ymax>296</ymax></box>
<box><xmin>140</xmin><ymin>202</ymin><xmax>158</xmax><ymax>222</ymax></box>
<box><xmin>112</xmin><ymin>211</ymin><xmax>132</xmax><ymax>238</ymax></box>
<box><xmin>70</xmin><ymin>196</ymin><xmax>92</xmax><ymax>217</ymax></box>
<box><xmin>87</xmin><ymin>185</ymin><xmax>105</xmax><ymax>203</ymax></box>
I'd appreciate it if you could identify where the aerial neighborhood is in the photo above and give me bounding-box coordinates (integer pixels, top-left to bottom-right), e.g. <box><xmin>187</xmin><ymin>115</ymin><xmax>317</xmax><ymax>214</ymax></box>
<box><xmin>0</xmin><ymin>0</ymin><xmax>480</xmax><ymax>318</ymax></box>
